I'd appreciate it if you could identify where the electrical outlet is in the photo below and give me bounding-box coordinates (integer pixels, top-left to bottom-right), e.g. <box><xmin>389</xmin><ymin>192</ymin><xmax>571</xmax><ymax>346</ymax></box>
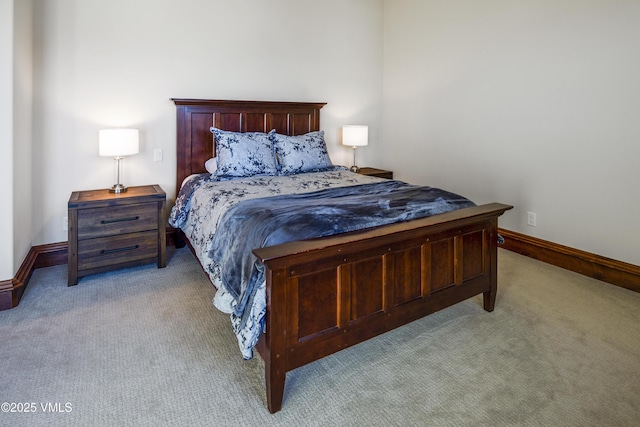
<box><xmin>153</xmin><ymin>148</ymin><xmax>163</xmax><ymax>162</ymax></box>
<box><xmin>63</xmin><ymin>216</ymin><xmax>68</xmax><ymax>231</ymax></box>
<box><xmin>527</xmin><ymin>211</ymin><xmax>537</xmax><ymax>227</ymax></box>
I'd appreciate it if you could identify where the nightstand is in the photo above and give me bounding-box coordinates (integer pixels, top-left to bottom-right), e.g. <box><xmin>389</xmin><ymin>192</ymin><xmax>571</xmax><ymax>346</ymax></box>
<box><xmin>67</xmin><ymin>185</ymin><xmax>166</xmax><ymax>286</ymax></box>
<box><xmin>356</xmin><ymin>167</ymin><xmax>393</xmax><ymax>179</ymax></box>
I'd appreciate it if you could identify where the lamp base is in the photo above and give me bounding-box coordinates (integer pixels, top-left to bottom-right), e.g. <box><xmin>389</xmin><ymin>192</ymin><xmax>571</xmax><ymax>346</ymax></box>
<box><xmin>109</xmin><ymin>184</ymin><xmax>128</xmax><ymax>194</ymax></box>
<box><xmin>350</xmin><ymin>165</ymin><xmax>360</xmax><ymax>173</ymax></box>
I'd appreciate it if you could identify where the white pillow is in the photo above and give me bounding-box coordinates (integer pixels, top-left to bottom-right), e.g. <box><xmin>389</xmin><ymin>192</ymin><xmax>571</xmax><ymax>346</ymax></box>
<box><xmin>205</xmin><ymin>157</ymin><xmax>217</xmax><ymax>174</ymax></box>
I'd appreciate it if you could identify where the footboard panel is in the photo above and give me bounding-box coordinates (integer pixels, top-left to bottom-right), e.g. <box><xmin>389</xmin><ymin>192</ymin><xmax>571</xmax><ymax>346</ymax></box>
<box><xmin>282</xmin><ymin>219</ymin><xmax>492</xmax><ymax>369</ymax></box>
<box><xmin>254</xmin><ymin>203</ymin><xmax>512</xmax><ymax>412</ymax></box>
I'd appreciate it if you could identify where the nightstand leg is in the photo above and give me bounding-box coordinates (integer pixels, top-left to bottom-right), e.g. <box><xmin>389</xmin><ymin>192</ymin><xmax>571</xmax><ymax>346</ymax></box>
<box><xmin>158</xmin><ymin>199</ymin><xmax>166</xmax><ymax>268</ymax></box>
<box><xmin>68</xmin><ymin>211</ymin><xmax>78</xmax><ymax>286</ymax></box>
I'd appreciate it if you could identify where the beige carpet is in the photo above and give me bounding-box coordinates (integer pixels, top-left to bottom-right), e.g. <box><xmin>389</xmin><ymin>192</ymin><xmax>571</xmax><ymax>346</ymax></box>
<box><xmin>1</xmin><ymin>248</ymin><xmax>638</xmax><ymax>426</ymax></box>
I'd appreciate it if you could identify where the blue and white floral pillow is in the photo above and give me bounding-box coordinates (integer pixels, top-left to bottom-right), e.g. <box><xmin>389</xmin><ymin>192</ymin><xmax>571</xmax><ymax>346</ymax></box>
<box><xmin>270</xmin><ymin>131</ymin><xmax>333</xmax><ymax>175</ymax></box>
<box><xmin>210</xmin><ymin>128</ymin><xmax>278</xmax><ymax>178</ymax></box>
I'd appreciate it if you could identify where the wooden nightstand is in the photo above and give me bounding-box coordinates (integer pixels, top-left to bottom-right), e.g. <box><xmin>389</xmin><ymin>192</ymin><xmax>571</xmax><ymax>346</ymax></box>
<box><xmin>67</xmin><ymin>185</ymin><xmax>166</xmax><ymax>286</ymax></box>
<box><xmin>356</xmin><ymin>167</ymin><xmax>393</xmax><ymax>179</ymax></box>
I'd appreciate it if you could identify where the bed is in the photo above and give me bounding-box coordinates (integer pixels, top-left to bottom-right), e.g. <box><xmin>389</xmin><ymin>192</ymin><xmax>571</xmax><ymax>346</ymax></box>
<box><xmin>171</xmin><ymin>98</ymin><xmax>512</xmax><ymax>413</ymax></box>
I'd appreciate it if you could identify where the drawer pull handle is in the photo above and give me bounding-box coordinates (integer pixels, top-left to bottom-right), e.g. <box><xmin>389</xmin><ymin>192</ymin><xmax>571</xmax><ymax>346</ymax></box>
<box><xmin>101</xmin><ymin>245</ymin><xmax>140</xmax><ymax>255</ymax></box>
<box><xmin>101</xmin><ymin>216</ymin><xmax>140</xmax><ymax>225</ymax></box>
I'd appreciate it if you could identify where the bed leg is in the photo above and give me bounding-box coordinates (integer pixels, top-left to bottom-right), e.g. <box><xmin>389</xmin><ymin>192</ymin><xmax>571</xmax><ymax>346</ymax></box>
<box><xmin>174</xmin><ymin>230</ymin><xmax>187</xmax><ymax>248</ymax></box>
<box><xmin>265</xmin><ymin>357</ymin><xmax>286</xmax><ymax>413</ymax></box>
<box><xmin>484</xmin><ymin>225</ymin><xmax>499</xmax><ymax>312</ymax></box>
<box><xmin>263</xmin><ymin>267</ymin><xmax>287</xmax><ymax>413</ymax></box>
<box><xmin>483</xmin><ymin>290</ymin><xmax>496</xmax><ymax>312</ymax></box>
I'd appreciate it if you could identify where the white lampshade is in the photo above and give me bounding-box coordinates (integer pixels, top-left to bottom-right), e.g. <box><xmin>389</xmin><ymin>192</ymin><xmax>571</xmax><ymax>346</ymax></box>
<box><xmin>99</xmin><ymin>129</ymin><xmax>140</xmax><ymax>157</ymax></box>
<box><xmin>342</xmin><ymin>125</ymin><xmax>368</xmax><ymax>147</ymax></box>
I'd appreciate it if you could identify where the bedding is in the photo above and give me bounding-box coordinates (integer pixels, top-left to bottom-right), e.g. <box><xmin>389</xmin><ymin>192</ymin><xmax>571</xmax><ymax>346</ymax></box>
<box><xmin>169</xmin><ymin>169</ymin><xmax>475</xmax><ymax>359</ymax></box>
<box><xmin>210</xmin><ymin>128</ymin><xmax>277</xmax><ymax>178</ymax></box>
<box><xmin>208</xmin><ymin>128</ymin><xmax>335</xmax><ymax>178</ymax></box>
<box><xmin>204</xmin><ymin>157</ymin><xmax>217</xmax><ymax>174</ymax></box>
<box><xmin>170</xmin><ymin>169</ymin><xmax>383</xmax><ymax>357</ymax></box>
<box><xmin>270</xmin><ymin>130</ymin><xmax>333</xmax><ymax>174</ymax></box>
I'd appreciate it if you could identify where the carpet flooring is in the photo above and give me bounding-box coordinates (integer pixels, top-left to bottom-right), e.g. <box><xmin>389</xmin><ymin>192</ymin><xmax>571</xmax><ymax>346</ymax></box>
<box><xmin>1</xmin><ymin>248</ymin><xmax>638</xmax><ymax>426</ymax></box>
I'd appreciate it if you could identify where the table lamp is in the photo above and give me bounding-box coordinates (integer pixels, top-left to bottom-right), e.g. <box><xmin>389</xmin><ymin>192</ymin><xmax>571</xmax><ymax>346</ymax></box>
<box><xmin>342</xmin><ymin>125</ymin><xmax>368</xmax><ymax>172</ymax></box>
<box><xmin>99</xmin><ymin>128</ymin><xmax>139</xmax><ymax>193</ymax></box>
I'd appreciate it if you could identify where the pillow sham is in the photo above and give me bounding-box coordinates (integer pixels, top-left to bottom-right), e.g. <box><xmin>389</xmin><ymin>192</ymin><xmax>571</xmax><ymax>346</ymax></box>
<box><xmin>210</xmin><ymin>128</ymin><xmax>277</xmax><ymax>178</ymax></box>
<box><xmin>270</xmin><ymin>130</ymin><xmax>333</xmax><ymax>175</ymax></box>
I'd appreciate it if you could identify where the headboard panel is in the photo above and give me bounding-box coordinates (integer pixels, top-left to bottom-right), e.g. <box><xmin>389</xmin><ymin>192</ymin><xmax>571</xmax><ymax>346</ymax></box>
<box><xmin>172</xmin><ymin>99</ymin><xmax>326</xmax><ymax>194</ymax></box>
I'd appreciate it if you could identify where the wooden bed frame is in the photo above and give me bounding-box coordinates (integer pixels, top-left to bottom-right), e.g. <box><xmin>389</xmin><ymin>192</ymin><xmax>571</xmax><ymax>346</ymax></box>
<box><xmin>173</xmin><ymin>98</ymin><xmax>512</xmax><ymax>413</ymax></box>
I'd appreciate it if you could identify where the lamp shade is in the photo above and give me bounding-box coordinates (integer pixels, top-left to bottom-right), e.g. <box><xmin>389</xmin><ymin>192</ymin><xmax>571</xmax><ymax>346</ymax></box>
<box><xmin>342</xmin><ymin>125</ymin><xmax>368</xmax><ymax>147</ymax></box>
<box><xmin>99</xmin><ymin>129</ymin><xmax>140</xmax><ymax>157</ymax></box>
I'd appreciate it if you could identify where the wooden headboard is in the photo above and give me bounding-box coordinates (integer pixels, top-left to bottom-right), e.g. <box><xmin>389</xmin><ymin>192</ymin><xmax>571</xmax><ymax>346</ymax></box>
<box><xmin>172</xmin><ymin>99</ymin><xmax>327</xmax><ymax>194</ymax></box>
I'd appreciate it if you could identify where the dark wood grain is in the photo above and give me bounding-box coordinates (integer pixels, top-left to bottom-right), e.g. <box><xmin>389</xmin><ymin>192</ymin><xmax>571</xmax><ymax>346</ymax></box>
<box><xmin>357</xmin><ymin>167</ymin><xmax>393</xmax><ymax>179</ymax></box>
<box><xmin>68</xmin><ymin>185</ymin><xmax>166</xmax><ymax>286</ymax></box>
<box><xmin>499</xmin><ymin>228</ymin><xmax>640</xmax><ymax>293</ymax></box>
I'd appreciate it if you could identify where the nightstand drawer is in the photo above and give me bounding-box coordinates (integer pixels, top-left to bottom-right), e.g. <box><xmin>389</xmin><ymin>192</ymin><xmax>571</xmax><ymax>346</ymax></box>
<box><xmin>77</xmin><ymin>203</ymin><xmax>158</xmax><ymax>239</ymax></box>
<box><xmin>77</xmin><ymin>231</ymin><xmax>159</xmax><ymax>271</ymax></box>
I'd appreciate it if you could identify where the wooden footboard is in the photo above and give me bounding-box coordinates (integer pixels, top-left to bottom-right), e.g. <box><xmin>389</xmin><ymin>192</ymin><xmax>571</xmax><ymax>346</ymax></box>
<box><xmin>253</xmin><ymin>202</ymin><xmax>512</xmax><ymax>413</ymax></box>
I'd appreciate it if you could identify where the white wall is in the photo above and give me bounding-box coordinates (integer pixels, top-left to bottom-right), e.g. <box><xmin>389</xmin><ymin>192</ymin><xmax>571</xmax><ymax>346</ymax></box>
<box><xmin>0</xmin><ymin>0</ymin><xmax>14</xmax><ymax>280</ymax></box>
<box><xmin>13</xmin><ymin>0</ymin><xmax>33</xmax><ymax>276</ymax></box>
<box><xmin>20</xmin><ymin>0</ymin><xmax>640</xmax><ymax>274</ymax></box>
<box><xmin>32</xmin><ymin>0</ymin><xmax>383</xmax><ymax>246</ymax></box>
<box><xmin>383</xmin><ymin>0</ymin><xmax>640</xmax><ymax>265</ymax></box>
<box><xmin>0</xmin><ymin>0</ymin><xmax>31</xmax><ymax>281</ymax></box>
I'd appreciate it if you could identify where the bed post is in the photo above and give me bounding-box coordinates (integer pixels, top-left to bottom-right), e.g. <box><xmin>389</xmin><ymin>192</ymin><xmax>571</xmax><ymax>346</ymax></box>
<box><xmin>483</xmin><ymin>218</ymin><xmax>499</xmax><ymax>312</ymax></box>
<box><xmin>263</xmin><ymin>267</ymin><xmax>287</xmax><ymax>413</ymax></box>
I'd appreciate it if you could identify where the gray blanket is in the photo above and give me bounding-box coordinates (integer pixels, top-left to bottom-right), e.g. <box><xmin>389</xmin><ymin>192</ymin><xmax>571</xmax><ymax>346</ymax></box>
<box><xmin>208</xmin><ymin>180</ymin><xmax>475</xmax><ymax>327</ymax></box>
